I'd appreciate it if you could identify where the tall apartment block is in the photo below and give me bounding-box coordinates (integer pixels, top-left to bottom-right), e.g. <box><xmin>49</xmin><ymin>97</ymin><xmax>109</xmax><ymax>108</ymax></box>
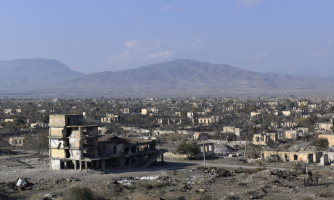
<box><xmin>49</xmin><ymin>114</ymin><xmax>165</xmax><ymax>171</ymax></box>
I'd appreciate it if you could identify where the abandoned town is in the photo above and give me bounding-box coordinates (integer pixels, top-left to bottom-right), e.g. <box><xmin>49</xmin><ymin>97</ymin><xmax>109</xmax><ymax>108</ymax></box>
<box><xmin>1</xmin><ymin>96</ymin><xmax>334</xmax><ymax>199</ymax></box>
<box><xmin>2</xmin><ymin>1</ymin><xmax>334</xmax><ymax>200</ymax></box>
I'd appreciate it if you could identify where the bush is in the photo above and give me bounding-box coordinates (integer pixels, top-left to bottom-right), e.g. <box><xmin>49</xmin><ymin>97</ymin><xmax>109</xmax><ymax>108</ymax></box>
<box><xmin>291</xmin><ymin>162</ymin><xmax>306</xmax><ymax>173</ymax></box>
<box><xmin>268</xmin><ymin>153</ymin><xmax>281</xmax><ymax>163</ymax></box>
<box><xmin>312</xmin><ymin>138</ymin><xmax>329</xmax><ymax>150</ymax></box>
<box><xmin>68</xmin><ymin>186</ymin><xmax>94</xmax><ymax>200</ymax></box>
<box><xmin>176</xmin><ymin>142</ymin><xmax>199</xmax><ymax>157</ymax></box>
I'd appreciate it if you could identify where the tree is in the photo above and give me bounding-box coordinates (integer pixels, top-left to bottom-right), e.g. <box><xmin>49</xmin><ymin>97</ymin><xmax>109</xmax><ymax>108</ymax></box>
<box><xmin>313</xmin><ymin>138</ymin><xmax>329</xmax><ymax>150</ymax></box>
<box><xmin>24</xmin><ymin>130</ymin><xmax>49</xmax><ymax>156</ymax></box>
<box><xmin>0</xmin><ymin>138</ymin><xmax>12</xmax><ymax>156</ymax></box>
<box><xmin>176</xmin><ymin>142</ymin><xmax>199</xmax><ymax>157</ymax></box>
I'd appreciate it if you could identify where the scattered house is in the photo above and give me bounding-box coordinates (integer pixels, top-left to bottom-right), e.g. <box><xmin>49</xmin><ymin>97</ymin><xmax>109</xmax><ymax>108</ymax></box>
<box><xmin>281</xmin><ymin>121</ymin><xmax>299</xmax><ymax>128</ymax></box>
<box><xmin>252</xmin><ymin>133</ymin><xmax>268</xmax><ymax>146</ymax></box>
<box><xmin>157</xmin><ymin>118</ymin><xmax>167</xmax><ymax>124</ymax></box>
<box><xmin>222</xmin><ymin>126</ymin><xmax>242</xmax><ymax>136</ymax></box>
<box><xmin>168</xmin><ymin>118</ymin><xmax>182</xmax><ymax>125</ymax></box>
<box><xmin>226</xmin><ymin>105</ymin><xmax>236</xmax><ymax>111</ymax></box>
<box><xmin>251</xmin><ymin>112</ymin><xmax>261</xmax><ymax>117</ymax></box>
<box><xmin>268</xmin><ymin>132</ymin><xmax>278</xmax><ymax>142</ymax></box>
<box><xmin>9</xmin><ymin>136</ymin><xmax>25</xmax><ymax>146</ymax></box>
<box><xmin>4</xmin><ymin>109</ymin><xmax>14</xmax><ymax>114</ymax></box>
<box><xmin>141</xmin><ymin>108</ymin><xmax>148</xmax><ymax>115</ymax></box>
<box><xmin>315</xmin><ymin>123</ymin><xmax>333</xmax><ymax>131</ymax></box>
<box><xmin>4</xmin><ymin>119</ymin><xmax>14</xmax><ymax>123</ymax></box>
<box><xmin>285</xmin><ymin>130</ymin><xmax>303</xmax><ymax>140</ymax></box>
<box><xmin>198</xmin><ymin>117</ymin><xmax>214</xmax><ymax>125</ymax></box>
<box><xmin>264</xmin><ymin>101</ymin><xmax>278</xmax><ymax>107</ymax></box>
<box><xmin>196</xmin><ymin>142</ymin><xmax>214</xmax><ymax>157</ymax></box>
<box><xmin>15</xmin><ymin>109</ymin><xmax>22</xmax><ymax>113</ymax></box>
<box><xmin>271</xmin><ymin>122</ymin><xmax>281</xmax><ymax>129</ymax></box>
<box><xmin>101</xmin><ymin>114</ymin><xmax>119</xmax><ymax>123</ymax></box>
<box><xmin>297</xmin><ymin>127</ymin><xmax>309</xmax><ymax>133</ymax></box>
<box><xmin>282</xmin><ymin>111</ymin><xmax>291</xmax><ymax>116</ymax></box>
<box><xmin>187</xmin><ymin>112</ymin><xmax>194</xmax><ymax>119</ymax></box>
<box><xmin>308</xmin><ymin>104</ymin><xmax>317</xmax><ymax>109</ymax></box>
<box><xmin>31</xmin><ymin>122</ymin><xmax>49</xmax><ymax>128</ymax></box>
<box><xmin>122</xmin><ymin>108</ymin><xmax>133</xmax><ymax>114</ymax></box>
<box><xmin>298</xmin><ymin>101</ymin><xmax>309</xmax><ymax>107</ymax></box>
<box><xmin>252</xmin><ymin>133</ymin><xmax>277</xmax><ymax>146</ymax></box>
<box><xmin>193</xmin><ymin>133</ymin><xmax>209</xmax><ymax>140</ymax></box>
<box><xmin>262</xmin><ymin>150</ymin><xmax>320</xmax><ymax>163</ymax></box>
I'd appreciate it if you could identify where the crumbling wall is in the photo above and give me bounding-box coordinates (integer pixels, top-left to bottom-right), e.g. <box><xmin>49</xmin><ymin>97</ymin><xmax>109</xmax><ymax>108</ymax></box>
<box><xmin>50</xmin><ymin>159</ymin><xmax>61</xmax><ymax>170</ymax></box>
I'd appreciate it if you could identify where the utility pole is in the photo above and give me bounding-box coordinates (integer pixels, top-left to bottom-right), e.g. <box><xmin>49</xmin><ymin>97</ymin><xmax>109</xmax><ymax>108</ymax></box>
<box><xmin>244</xmin><ymin>131</ymin><xmax>248</xmax><ymax>161</ymax></box>
<box><xmin>203</xmin><ymin>140</ymin><xmax>206</xmax><ymax>167</ymax></box>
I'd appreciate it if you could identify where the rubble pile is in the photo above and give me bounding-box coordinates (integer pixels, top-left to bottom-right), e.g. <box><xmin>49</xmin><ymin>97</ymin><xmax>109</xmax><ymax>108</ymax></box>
<box><xmin>197</xmin><ymin>166</ymin><xmax>231</xmax><ymax>177</ymax></box>
<box><xmin>0</xmin><ymin>177</ymin><xmax>81</xmax><ymax>196</ymax></box>
<box><xmin>230</xmin><ymin>169</ymin><xmax>301</xmax><ymax>198</ymax></box>
<box><xmin>214</xmin><ymin>144</ymin><xmax>237</xmax><ymax>155</ymax></box>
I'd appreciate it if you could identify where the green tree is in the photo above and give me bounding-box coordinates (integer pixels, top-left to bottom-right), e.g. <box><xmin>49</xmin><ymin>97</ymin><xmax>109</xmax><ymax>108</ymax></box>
<box><xmin>313</xmin><ymin>138</ymin><xmax>329</xmax><ymax>150</ymax></box>
<box><xmin>176</xmin><ymin>142</ymin><xmax>199</xmax><ymax>157</ymax></box>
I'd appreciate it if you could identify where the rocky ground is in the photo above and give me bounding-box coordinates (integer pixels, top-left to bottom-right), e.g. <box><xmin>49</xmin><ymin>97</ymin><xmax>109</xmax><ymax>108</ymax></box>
<box><xmin>2</xmin><ymin>155</ymin><xmax>334</xmax><ymax>200</ymax></box>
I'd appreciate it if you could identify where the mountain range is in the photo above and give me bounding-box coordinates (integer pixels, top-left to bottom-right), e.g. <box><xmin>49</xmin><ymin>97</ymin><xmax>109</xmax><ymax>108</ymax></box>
<box><xmin>0</xmin><ymin>58</ymin><xmax>333</xmax><ymax>97</ymax></box>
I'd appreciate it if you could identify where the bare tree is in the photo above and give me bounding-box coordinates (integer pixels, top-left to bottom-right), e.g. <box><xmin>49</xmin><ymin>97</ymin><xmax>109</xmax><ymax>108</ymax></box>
<box><xmin>0</xmin><ymin>137</ymin><xmax>12</xmax><ymax>156</ymax></box>
<box><xmin>24</xmin><ymin>130</ymin><xmax>48</xmax><ymax>156</ymax></box>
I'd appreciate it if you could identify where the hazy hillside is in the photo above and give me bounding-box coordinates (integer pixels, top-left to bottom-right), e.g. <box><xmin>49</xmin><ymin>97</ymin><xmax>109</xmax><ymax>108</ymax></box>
<box><xmin>0</xmin><ymin>58</ymin><xmax>84</xmax><ymax>85</ymax></box>
<box><xmin>1</xmin><ymin>59</ymin><xmax>334</xmax><ymax>96</ymax></box>
<box><xmin>60</xmin><ymin>59</ymin><xmax>334</xmax><ymax>94</ymax></box>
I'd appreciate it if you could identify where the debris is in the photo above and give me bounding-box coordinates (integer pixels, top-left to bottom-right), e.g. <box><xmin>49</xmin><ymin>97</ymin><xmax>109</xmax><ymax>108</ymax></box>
<box><xmin>140</xmin><ymin>175</ymin><xmax>160</xmax><ymax>180</ymax></box>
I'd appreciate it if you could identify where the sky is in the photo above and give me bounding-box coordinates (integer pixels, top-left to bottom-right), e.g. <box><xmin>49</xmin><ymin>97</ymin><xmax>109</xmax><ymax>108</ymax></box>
<box><xmin>0</xmin><ymin>0</ymin><xmax>334</xmax><ymax>76</ymax></box>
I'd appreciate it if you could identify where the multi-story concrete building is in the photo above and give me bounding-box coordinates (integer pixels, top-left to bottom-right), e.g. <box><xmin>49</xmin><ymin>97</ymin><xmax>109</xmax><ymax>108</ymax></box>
<box><xmin>49</xmin><ymin>114</ymin><xmax>99</xmax><ymax>170</ymax></box>
<box><xmin>49</xmin><ymin>114</ymin><xmax>164</xmax><ymax>171</ymax></box>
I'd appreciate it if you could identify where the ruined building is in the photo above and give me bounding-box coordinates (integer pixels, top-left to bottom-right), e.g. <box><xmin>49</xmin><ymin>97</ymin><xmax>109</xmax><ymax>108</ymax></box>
<box><xmin>49</xmin><ymin>114</ymin><xmax>165</xmax><ymax>171</ymax></box>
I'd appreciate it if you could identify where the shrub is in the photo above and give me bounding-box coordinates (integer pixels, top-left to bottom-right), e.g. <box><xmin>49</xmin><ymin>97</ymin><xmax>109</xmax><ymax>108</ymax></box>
<box><xmin>176</xmin><ymin>142</ymin><xmax>199</xmax><ymax>157</ymax></box>
<box><xmin>68</xmin><ymin>186</ymin><xmax>94</xmax><ymax>200</ymax></box>
<box><xmin>268</xmin><ymin>153</ymin><xmax>281</xmax><ymax>163</ymax></box>
<box><xmin>312</xmin><ymin>138</ymin><xmax>329</xmax><ymax>150</ymax></box>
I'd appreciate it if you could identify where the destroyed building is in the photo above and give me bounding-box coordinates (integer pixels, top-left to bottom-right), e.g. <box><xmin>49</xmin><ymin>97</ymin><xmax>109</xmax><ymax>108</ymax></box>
<box><xmin>49</xmin><ymin>114</ymin><xmax>165</xmax><ymax>171</ymax></box>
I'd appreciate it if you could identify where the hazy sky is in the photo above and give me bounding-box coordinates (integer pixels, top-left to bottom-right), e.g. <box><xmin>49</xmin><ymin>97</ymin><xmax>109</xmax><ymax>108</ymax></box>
<box><xmin>0</xmin><ymin>0</ymin><xmax>333</xmax><ymax>76</ymax></box>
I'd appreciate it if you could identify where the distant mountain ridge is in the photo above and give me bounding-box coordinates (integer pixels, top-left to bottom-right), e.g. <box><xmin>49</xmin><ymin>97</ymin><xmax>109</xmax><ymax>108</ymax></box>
<box><xmin>60</xmin><ymin>59</ymin><xmax>334</xmax><ymax>93</ymax></box>
<box><xmin>1</xmin><ymin>58</ymin><xmax>334</xmax><ymax>96</ymax></box>
<box><xmin>0</xmin><ymin>58</ymin><xmax>84</xmax><ymax>85</ymax></box>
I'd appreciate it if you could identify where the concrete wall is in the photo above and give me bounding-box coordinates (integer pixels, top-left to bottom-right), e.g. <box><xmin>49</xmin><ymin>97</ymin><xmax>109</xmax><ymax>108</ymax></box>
<box><xmin>50</xmin><ymin>127</ymin><xmax>64</xmax><ymax>137</ymax></box>
<box><xmin>50</xmin><ymin>139</ymin><xmax>64</xmax><ymax>148</ymax></box>
<box><xmin>164</xmin><ymin>152</ymin><xmax>188</xmax><ymax>160</ymax></box>
<box><xmin>262</xmin><ymin>151</ymin><xmax>319</xmax><ymax>163</ymax></box>
<box><xmin>49</xmin><ymin>115</ymin><xmax>83</xmax><ymax>127</ymax></box>
<box><xmin>50</xmin><ymin>149</ymin><xmax>65</xmax><ymax>158</ymax></box>
<box><xmin>69</xmin><ymin>137</ymin><xmax>80</xmax><ymax>148</ymax></box>
<box><xmin>9</xmin><ymin>137</ymin><xmax>25</xmax><ymax>146</ymax></box>
<box><xmin>50</xmin><ymin>159</ymin><xmax>61</xmax><ymax>170</ymax></box>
